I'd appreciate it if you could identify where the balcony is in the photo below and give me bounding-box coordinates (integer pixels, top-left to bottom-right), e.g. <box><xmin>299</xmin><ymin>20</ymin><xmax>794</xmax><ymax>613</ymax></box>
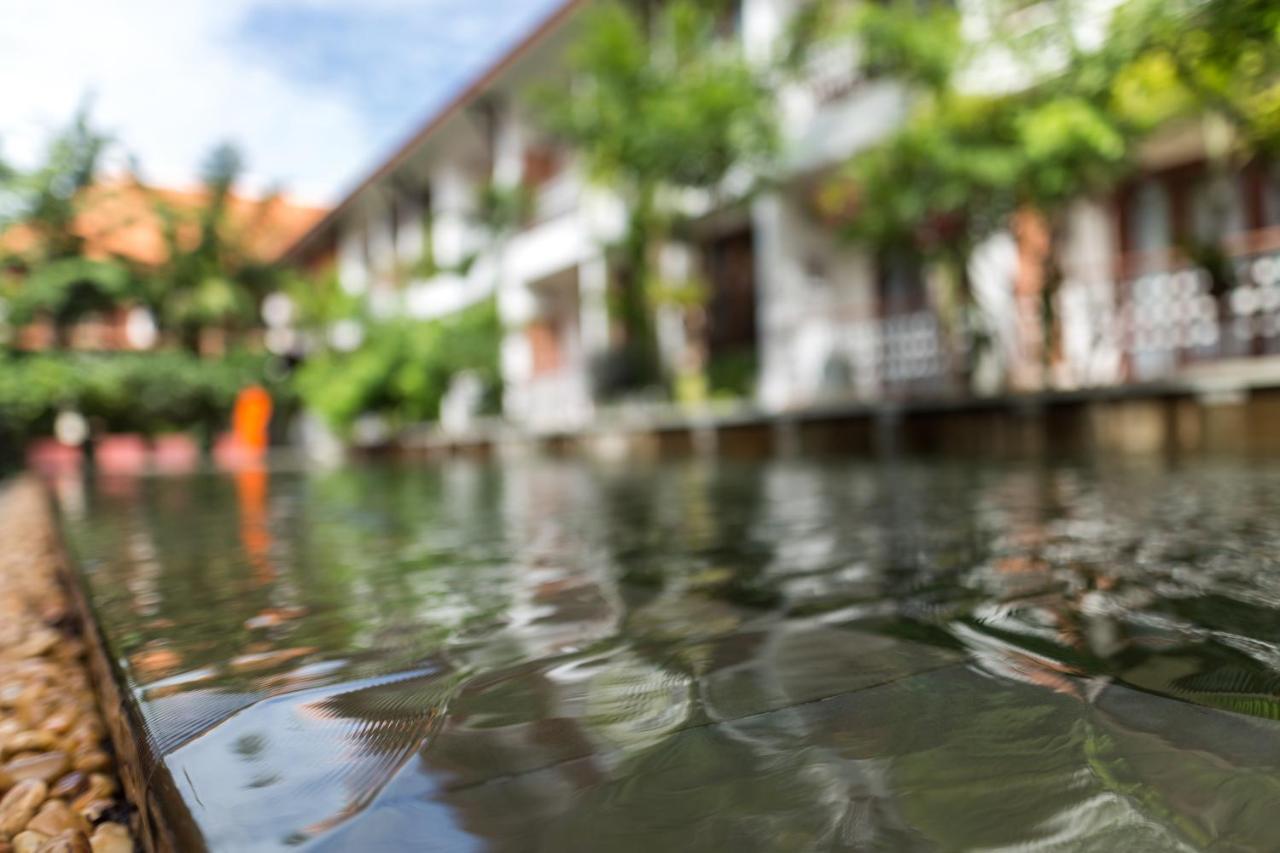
<box><xmin>1118</xmin><ymin>229</ymin><xmax>1280</xmax><ymax>381</ymax></box>
<box><xmin>530</xmin><ymin>170</ymin><xmax>581</xmax><ymax>226</ymax></box>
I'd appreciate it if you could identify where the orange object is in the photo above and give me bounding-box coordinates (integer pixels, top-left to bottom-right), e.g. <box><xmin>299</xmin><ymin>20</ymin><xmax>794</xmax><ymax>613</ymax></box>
<box><xmin>232</xmin><ymin>385</ymin><xmax>273</xmax><ymax>455</ymax></box>
<box><xmin>236</xmin><ymin>464</ymin><xmax>273</xmax><ymax>585</ymax></box>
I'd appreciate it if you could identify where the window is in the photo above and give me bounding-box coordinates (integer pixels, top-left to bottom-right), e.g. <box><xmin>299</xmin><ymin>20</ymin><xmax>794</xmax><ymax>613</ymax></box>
<box><xmin>1264</xmin><ymin>166</ymin><xmax>1280</xmax><ymax>228</ymax></box>
<box><xmin>878</xmin><ymin>248</ymin><xmax>928</xmax><ymax>317</ymax></box>
<box><xmin>713</xmin><ymin>0</ymin><xmax>743</xmax><ymax>39</ymax></box>
<box><xmin>1190</xmin><ymin>174</ymin><xmax>1245</xmax><ymax>244</ymax></box>
<box><xmin>1126</xmin><ymin>179</ymin><xmax>1171</xmax><ymax>254</ymax></box>
<box><xmin>522</xmin><ymin>143</ymin><xmax>563</xmax><ymax>191</ymax></box>
<box><xmin>389</xmin><ymin>196</ymin><xmax>400</xmax><ymax>261</ymax></box>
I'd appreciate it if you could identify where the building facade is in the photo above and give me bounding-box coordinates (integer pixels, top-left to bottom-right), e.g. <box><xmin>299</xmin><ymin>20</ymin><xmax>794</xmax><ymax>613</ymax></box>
<box><xmin>282</xmin><ymin>0</ymin><xmax>1280</xmax><ymax>433</ymax></box>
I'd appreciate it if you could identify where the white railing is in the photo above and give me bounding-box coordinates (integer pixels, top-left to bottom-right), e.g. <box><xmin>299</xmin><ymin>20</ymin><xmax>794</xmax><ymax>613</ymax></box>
<box><xmin>532</xmin><ymin>171</ymin><xmax>581</xmax><ymax>225</ymax></box>
<box><xmin>1120</xmin><ymin>243</ymin><xmax>1280</xmax><ymax>380</ymax></box>
<box><xmin>804</xmin><ymin>309</ymin><xmax>963</xmax><ymax>403</ymax></box>
<box><xmin>512</xmin><ymin>368</ymin><xmax>593</xmax><ymax>432</ymax></box>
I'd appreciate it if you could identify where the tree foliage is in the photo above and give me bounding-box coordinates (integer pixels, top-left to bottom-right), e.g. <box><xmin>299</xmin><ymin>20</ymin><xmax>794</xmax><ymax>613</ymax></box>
<box><xmin>1103</xmin><ymin>0</ymin><xmax>1280</xmax><ymax>150</ymax></box>
<box><xmin>0</xmin><ymin>105</ymin><xmax>109</xmax><ymax>259</ymax></box>
<box><xmin>0</xmin><ymin>107</ymin><xmax>139</xmax><ymax>337</ymax></box>
<box><xmin>795</xmin><ymin>0</ymin><xmax>1280</xmax><ymax>387</ymax></box>
<box><xmin>293</xmin><ymin>298</ymin><xmax>503</xmax><ymax>433</ymax></box>
<box><xmin>813</xmin><ymin>1</ymin><xmax>1130</xmax><ymax>278</ymax></box>
<box><xmin>536</xmin><ymin>0</ymin><xmax>777</xmax><ymax>388</ymax></box>
<box><xmin>144</xmin><ymin>142</ymin><xmax>286</xmax><ymax>349</ymax></box>
<box><xmin>818</xmin><ymin>0</ymin><xmax>1280</xmax><ymax>263</ymax></box>
<box><xmin>544</xmin><ymin>0</ymin><xmax>776</xmax><ymax>191</ymax></box>
<box><xmin>0</xmin><ymin>350</ymin><xmax>278</xmax><ymax>441</ymax></box>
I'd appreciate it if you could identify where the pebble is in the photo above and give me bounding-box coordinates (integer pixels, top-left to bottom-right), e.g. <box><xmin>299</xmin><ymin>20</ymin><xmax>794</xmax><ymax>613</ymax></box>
<box><xmin>15</xmin><ymin>631</ymin><xmax>58</xmax><ymax>660</ymax></box>
<box><xmin>11</xmin><ymin>832</ymin><xmax>47</xmax><ymax>853</ymax></box>
<box><xmin>61</xmin><ymin>727</ymin><xmax>100</xmax><ymax>758</ymax></box>
<box><xmin>39</xmin><ymin>714</ymin><xmax>74</xmax><ymax>738</ymax></box>
<box><xmin>69</xmin><ymin>777</ymin><xmax>113</xmax><ymax>815</ymax></box>
<box><xmin>0</xmin><ymin>484</ymin><xmax>132</xmax><ymax>850</ymax></box>
<box><xmin>32</xmin><ymin>830</ymin><xmax>90</xmax><ymax>853</ymax></box>
<box><xmin>47</xmin><ymin>775</ymin><xmax>83</xmax><ymax>801</ymax></box>
<box><xmin>68</xmin><ymin>754</ymin><xmax>107</xmax><ymax>777</ymax></box>
<box><xmin>0</xmin><ymin>779</ymin><xmax>47</xmax><ymax>837</ymax></box>
<box><xmin>73</xmin><ymin>801</ymin><xmax>112</xmax><ymax>825</ymax></box>
<box><xmin>86</xmin><ymin>825</ymin><xmax>130</xmax><ymax>853</ymax></box>
<box><xmin>27</xmin><ymin>800</ymin><xmax>89</xmax><ymax>838</ymax></box>
<box><xmin>3</xmin><ymin>732</ymin><xmax>59</xmax><ymax>760</ymax></box>
<box><xmin>4</xmin><ymin>753</ymin><xmax>70</xmax><ymax>785</ymax></box>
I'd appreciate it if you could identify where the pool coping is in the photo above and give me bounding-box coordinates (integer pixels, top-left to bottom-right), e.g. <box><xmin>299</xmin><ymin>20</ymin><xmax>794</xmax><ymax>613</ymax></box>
<box><xmin>42</xmin><ymin>476</ymin><xmax>207</xmax><ymax>853</ymax></box>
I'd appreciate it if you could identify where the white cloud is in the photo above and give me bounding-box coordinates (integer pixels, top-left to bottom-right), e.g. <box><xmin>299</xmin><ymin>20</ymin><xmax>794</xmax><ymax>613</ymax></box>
<box><xmin>0</xmin><ymin>0</ymin><xmax>376</xmax><ymax>203</ymax></box>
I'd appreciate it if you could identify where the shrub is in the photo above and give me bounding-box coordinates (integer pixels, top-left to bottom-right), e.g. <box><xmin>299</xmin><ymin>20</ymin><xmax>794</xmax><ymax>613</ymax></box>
<box><xmin>293</xmin><ymin>298</ymin><xmax>502</xmax><ymax>434</ymax></box>
<box><xmin>0</xmin><ymin>350</ymin><xmax>280</xmax><ymax>443</ymax></box>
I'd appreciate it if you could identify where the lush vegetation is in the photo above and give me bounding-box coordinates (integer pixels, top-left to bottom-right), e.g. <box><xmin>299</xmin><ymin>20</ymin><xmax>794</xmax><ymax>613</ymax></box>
<box><xmin>0</xmin><ymin>350</ymin><xmax>281</xmax><ymax>447</ymax></box>
<box><xmin>293</xmin><ymin>298</ymin><xmax>503</xmax><ymax>435</ymax></box>
<box><xmin>0</xmin><ymin>108</ymin><xmax>137</xmax><ymax>346</ymax></box>
<box><xmin>0</xmin><ymin>111</ymin><xmax>292</xmax><ymax>452</ymax></box>
<box><xmin>800</xmin><ymin>0</ymin><xmax>1280</xmax><ymax>374</ymax></box>
<box><xmin>145</xmin><ymin>144</ymin><xmax>290</xmax><ymax>352</ymax></box>
<box><xmin>0</xmin><ymin>104</ymin><xmax>508</xmax><ymax>452</ymax></box>
<box><xmin>2</xmin><ymin>0</ymin><xmax>1275</xmax><ymax>451</ymax></box>
<box><xmin>537</xmin><ymin>0</ymin><xmax>777</xmax><ymax>395</ymax></box>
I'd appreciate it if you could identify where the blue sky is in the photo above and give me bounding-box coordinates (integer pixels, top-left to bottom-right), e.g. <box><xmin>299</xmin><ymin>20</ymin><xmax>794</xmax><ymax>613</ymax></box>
<box><xmin>0</xmin><ymin>0</ymin><xmax>564</xmax><ymax>203</ymax></box>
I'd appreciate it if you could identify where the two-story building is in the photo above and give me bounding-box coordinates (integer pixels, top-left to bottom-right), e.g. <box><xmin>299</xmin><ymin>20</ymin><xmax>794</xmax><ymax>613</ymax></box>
<box><xmin>281</xmin><ymin>0</ymin><xmax>1280</xmax><ymax>433</ymax></box>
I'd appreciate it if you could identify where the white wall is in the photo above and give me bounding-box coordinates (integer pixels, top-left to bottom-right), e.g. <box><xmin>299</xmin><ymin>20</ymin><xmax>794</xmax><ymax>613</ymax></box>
<box><xmin>324</xmin><ymin>0</ymin><xmax>1140</xmax><ymax>424</ymax></box>
<box><xmin>1057</xmin><ymin>198</ymin><xmax>1123</xmax><ymax>387</ymax></box>
<box><xmin>755</xmin><ymin>191</ymin><xmax>882</xmax><ymax>410</ymax></box>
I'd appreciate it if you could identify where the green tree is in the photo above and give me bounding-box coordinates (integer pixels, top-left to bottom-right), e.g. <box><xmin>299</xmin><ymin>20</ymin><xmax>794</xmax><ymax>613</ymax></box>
<box><xmin>1105</xmin><ymin>0</ymin><xmax>1280</xmax><ymax>149</ymax></box>
<box><xmin>145</xmin><ymin>142</ymin><xmax>286</xmax><ymax>353</ymax></box>
<box><xmin>800</xmin><ymin>0</ymin><xmax>1136</xmax><ymax>385</ymax></box>
<box><xmin>0</xmin><ymin>106</ymin><xmax>138</xmax><ymax>347</ymax></box>
<box><xmin>283</xmin><ymin>267</ymin><xmax>360</xmax><ymax>343</ymax></box>
<box><xmin>537</xmin><ymin>0</ymin><xmax>777</xmax><ymax>392</ymax></box>
<box><xmin>1104</xmin><ymin>0</ymin><xmax>1280</xmax><ymax>297</ymax></box>
<box><xmin>804</xmin><ymin>0</ymin><xmax>1280</xmax><ymax>387</ymax></box>
<box><xmin>293</xmin><ymin>298</ymin><xmax>503</xmax><ymax>434</ymax></box>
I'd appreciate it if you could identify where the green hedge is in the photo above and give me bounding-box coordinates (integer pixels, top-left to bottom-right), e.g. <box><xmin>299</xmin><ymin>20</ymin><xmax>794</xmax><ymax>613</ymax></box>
<box><xmin>0</xmin><ymin>350</ymin><xmax>284</xmax><ymax>442</ymax></box>
<box><xmin>293</xmin><ymin>299</ymin><xmax>502</xmax><ymax>435</ymax></box>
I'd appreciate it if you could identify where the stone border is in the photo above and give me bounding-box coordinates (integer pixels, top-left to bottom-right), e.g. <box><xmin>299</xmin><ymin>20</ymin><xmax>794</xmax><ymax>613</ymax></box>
<box><xmin>0</xmin><ymin>478</ymin><xmax>144</xmax><ymax>853</ymax></box>
<box><xmin>38</xmin><ymin>480</ymin><xmax>208</xmax><ymax>853</ymax></box>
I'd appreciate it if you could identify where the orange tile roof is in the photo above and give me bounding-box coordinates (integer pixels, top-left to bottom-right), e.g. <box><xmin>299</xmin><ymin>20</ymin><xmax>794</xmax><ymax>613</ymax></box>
<box><xmin>1</xmin><ymin>178</ymin><xmax>328</xmax><ymax>267</ymax></box>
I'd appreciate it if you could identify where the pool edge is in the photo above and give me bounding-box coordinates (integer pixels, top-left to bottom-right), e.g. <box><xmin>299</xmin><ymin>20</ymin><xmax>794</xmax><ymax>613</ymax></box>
<box><xmin>39</xmin><ymin>475</ymin><xmax>208</xmax><ymax>853</ymax></box>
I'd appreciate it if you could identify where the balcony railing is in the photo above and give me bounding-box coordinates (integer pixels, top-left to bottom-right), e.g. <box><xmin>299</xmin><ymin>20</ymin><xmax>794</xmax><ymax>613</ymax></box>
<box><xmin>1119</xmin><ymin>233</ymin><xmax>1280</xmax><ymax>381</ymax></box>
<box><xmin>813</xmin><ymin>309</ymin><xmax>966</xmax><ymax>402</ymax></box>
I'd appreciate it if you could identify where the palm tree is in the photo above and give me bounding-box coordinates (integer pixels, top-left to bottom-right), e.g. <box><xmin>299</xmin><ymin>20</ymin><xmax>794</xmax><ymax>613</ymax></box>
<box><xmin>146</xmin><ymin>143</ymin><xmax>286</xmax><ymax>354</ymax></box>
<box><xmin>0</xmin><ymin>105</ymin><xmax>138</xmax><ymax>347</ymax></box>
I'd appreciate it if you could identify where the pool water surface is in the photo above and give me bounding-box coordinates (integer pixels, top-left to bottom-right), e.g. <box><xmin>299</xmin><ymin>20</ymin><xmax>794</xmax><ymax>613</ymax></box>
<box><xmin>57</xmin><ymin>457</ymin><xmax>1280</xmax><ymax>851</ymax></box>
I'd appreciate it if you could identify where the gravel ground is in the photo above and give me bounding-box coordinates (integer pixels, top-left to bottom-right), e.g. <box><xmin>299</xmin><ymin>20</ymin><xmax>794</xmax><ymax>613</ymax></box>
<box><xmin>0</xmin><ymin>479</ymin><xmax>134</xmax><ymax>853</ymax></box>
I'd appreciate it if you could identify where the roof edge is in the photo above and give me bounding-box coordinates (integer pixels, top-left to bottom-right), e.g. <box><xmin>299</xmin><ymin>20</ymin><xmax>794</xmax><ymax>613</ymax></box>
<box><xmin>281</xmin><ymin>0</ymin><xmax>587</xmax><ymax>264</ymax></box>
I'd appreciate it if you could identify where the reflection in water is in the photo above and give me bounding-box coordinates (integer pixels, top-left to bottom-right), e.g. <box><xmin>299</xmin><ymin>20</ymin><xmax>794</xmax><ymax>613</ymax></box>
<box><xmin>60</xmin><ymin>457</ymin><xmax>1280</xmax><ymax>851</ymax></box>
<box><xmin>235</xmin><ymin>465</ymin><xmax>273</xmax><ymax>586</ymax></box>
